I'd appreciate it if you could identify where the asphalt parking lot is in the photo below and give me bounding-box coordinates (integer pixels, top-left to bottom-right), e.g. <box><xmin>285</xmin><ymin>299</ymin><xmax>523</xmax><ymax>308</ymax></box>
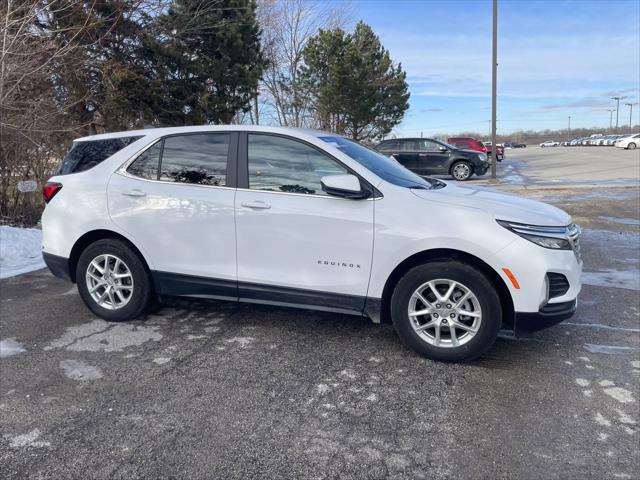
<box><xmin>1</xmin><ymin>148</ymin><xmax>639</xmax><ymax>479</ymax></box>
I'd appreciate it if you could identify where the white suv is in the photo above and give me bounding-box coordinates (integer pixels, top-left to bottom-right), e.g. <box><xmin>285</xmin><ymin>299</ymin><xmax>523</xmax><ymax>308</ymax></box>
<box><xmin>42</xmin><ymin>126</ymin><xmax>582</xmax><ymax>362</ymax></box>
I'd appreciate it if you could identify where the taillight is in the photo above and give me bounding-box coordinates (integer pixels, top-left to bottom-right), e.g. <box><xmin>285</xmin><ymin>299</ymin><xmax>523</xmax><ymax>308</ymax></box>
<box><xmin>43</xmin><ymin>182</ymin><xmax>62</xmax><ymax>203</ymax></box>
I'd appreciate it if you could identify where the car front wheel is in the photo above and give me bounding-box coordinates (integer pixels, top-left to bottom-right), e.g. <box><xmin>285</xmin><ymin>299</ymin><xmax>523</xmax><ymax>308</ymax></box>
<box><xmin>76</xmin><ymin>239</ymin><xmax>154</xmax><ymax>321</ymax></box>
<box><xmin>391</xmin><ymin>261</ymin><xmax>502</xmax><ymax>362</ymax></box>
<box><xmin>628</xmin><ymin>142</ymin><xmax>637</xmax><ymax>150</ymax></box>
<box><xmin>450</xmin><ymin>161</ymin><xmax>473</xmax><ymax>181</ymax></box>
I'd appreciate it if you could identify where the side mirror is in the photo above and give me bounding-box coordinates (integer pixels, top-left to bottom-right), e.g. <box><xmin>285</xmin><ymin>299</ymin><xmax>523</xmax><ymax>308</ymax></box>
<box><xmin>321</xmin><ymin>174</ymin><xmax>369</xmax><ymax>199</ymax></box>
<box><xmin>438</xmin><ymin>145</ymin><xmax>448</xmax><ymax>152</ymax></box>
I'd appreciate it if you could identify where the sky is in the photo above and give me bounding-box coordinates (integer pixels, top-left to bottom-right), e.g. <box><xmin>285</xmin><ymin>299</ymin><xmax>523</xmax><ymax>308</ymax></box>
<box><xmin>350</xmin><ymin>0</ymin><xmax>640</xmax><ymax>136</ymax></box>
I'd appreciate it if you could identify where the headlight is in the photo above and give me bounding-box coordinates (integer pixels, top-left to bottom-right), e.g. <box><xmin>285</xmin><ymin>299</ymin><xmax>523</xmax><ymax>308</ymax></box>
<box><xmin>477</xmin><ymin>153</ymin><xmax>488</xmax><ymax>161</ymax></box>
<box><xmin>497</xmin><ymin>220</ymin><xmax>580</xmax><ymax>251</ymax></box>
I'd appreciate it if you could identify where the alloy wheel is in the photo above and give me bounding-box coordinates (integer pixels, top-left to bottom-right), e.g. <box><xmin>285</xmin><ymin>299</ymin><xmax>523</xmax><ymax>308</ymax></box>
<box><xmin>408</xmin><ymin>279</ymin><xmax>482</xmax><ymax>348</ymax></box>
<box><xmin>452</xmin><ymin>163</ymin><xmax>471</xmax><ymax>180</ymax></box>
<box><xmin>85</xmin><ymin>254</ymin><xmax>134</xmax><ymax>310</ymax></box>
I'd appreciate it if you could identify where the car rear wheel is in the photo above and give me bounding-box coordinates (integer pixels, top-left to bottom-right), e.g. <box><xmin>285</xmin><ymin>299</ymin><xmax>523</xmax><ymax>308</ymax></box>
<box><xmin>450</xmin><ymin>161</ymin><xmax>472</xmax><ymax>181</ymax></box>
<box><xmin>628</xmin><ymin>142</ymin><xmax>637</xmax><ymax>150</ymax></box>
<box><xmin>76</xmin><ymin>239</ymin><xmax>154</xmax><ymax>321</ymax></box>
<box><xmin>390</xmin><ymin>261</ymin><xmax>502</xmax><ymax>362</ymax></box>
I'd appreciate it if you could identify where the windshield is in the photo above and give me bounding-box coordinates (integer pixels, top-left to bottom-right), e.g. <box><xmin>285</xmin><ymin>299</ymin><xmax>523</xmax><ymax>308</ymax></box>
<box><xmin>318</xmin><ymin>136</ymin><xmax>444</xmax><ymax>189</ymax></box>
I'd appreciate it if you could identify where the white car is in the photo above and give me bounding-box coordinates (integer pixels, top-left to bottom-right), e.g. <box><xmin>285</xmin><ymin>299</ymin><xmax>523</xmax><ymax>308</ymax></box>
<box><xmin>614</xmin><ymin>133</ymin><xmax>640</xmax><ymax>149</ymax></box>
<box><xmin>540</xmin><ymin>140</ymin><xmax>559</xmax><ymax>147</ymax></box>
<box><xmin>41</xmin><ymin>126</ymin><xmax>582</xmax><ymax>362</ymax></box>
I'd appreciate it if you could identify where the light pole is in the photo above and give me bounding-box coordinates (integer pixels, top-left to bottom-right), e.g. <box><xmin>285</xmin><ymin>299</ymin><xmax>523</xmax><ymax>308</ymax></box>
<box><xmin>490</xmin><ymin>0</ymin><xmax>498</xmax><ymax>179</ymax></box>
<box><xmin>607</xmin><ymin>109</ymin><xmax>616</xmax><ymax>130</ymax></box>
<box><xmin>625</xmin><ymin>103</ymin><xmax>637</xmax><ymax>128</ymax></box>
<box><xmin>611</xmin><ymin>96</ymin><xmax>624</xmax><ymax>131</ymax></box>
<box><xmin>567</xmin><ymin>115</ymin><xmax>571</xmax><ymax>140</ymax></box>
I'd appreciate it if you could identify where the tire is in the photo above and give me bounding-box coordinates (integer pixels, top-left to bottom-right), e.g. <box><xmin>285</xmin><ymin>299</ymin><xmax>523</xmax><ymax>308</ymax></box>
<box><xmin>76</xmin><ymin>239</ymin><xmax>153</xmax><ymax>321</ymax></box>
<box><xmin>390</xmin><ymin>261</ymin><xmax>502</xmax><ymax>362</ymax></box>
<box><xmin>628</xmin><ymin>143</ymin><xmax>637</xmax><ymax>150</ymax></box>
<box><xmin>450</xmin><ymin>161</ymin><xmax>473</xmax><ymax>181</ymax></box>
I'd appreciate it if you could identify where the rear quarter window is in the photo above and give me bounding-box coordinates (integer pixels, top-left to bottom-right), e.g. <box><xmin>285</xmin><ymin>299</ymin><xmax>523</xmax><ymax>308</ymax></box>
<box><xmin>57</xmin><ymin>136</ymin><xmax>142</xmax><ymax>175</ymax></box>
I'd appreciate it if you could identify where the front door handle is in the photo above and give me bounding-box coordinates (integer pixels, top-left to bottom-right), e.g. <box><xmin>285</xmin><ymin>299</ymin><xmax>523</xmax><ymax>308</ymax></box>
<box><xmin>121</xmin><ymin>189</ymin><xmax>146</xmax><ymax>197</ymax></box>
<box><xmin>241</xmin><ymin>200</ymin><xmax>271</xmax><ymax>210</ymax></box>
<box><xmin>418</xmin><ymin>153</ymin><xmax>428</xmax><ymax>157</ymax></box>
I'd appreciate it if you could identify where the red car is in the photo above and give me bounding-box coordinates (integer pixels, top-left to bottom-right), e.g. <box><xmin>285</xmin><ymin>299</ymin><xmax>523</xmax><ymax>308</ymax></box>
<box><xmin>446</xmin><ymin>137</ymin><xmax>503</xmax><ymax>162</ymax></box>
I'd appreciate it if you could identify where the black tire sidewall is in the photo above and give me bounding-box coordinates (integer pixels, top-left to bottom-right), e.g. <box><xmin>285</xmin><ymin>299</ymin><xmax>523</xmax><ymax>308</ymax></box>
<box><xmin>76</xmin><ymin>239</ymin><xmax>152</xmax><ymax>321</ymax></box>
<box><xmin>391</xmin><ymin>261</ymin><xmax>502</xmax><ymax>362</ymax></box>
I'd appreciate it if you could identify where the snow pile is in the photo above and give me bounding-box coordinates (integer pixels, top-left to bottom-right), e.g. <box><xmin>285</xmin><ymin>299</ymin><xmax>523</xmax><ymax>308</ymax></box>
<box><xmin>0</xmin><ymin>226</ymin><xmax>45</xmax><ymax>279</ymax></box>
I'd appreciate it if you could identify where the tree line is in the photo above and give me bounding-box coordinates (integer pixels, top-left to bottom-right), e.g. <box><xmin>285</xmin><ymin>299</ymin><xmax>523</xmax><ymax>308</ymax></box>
<box><xmin>0</xmin><ymin>0</ymin><xmax>410</xmax><ymax>224</ymax></box>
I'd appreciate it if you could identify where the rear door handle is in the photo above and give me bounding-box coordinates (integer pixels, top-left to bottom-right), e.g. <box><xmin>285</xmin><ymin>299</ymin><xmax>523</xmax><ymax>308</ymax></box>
<box><xmin>241</xmin><ymin>200</ymin><xmax>271</xmax><ymax>210</ymax></box>
<box><xmin>121</xmin><ymin>189</ymin><xmax>146</xmax><ymax>197</ymax></box>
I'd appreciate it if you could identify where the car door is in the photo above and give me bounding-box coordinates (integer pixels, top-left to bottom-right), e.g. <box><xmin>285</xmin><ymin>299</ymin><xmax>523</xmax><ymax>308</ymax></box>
<box><xmin>108</xmin><ymin>132</ymin><xmax>238</xmax><ymax>298</ymax></box>
<box><xmin>417</xmin><ymin>139</ymin><xmax>450</xmax><ymax>174</ymax></box>
<box><xmin>392</xmin><ymin>140</ymin><xmax>421</xmax><ymax>171</ymax></box>
<box><xmin>234</xmin><ymin>133</ymin><xmax>374</xmax><ymax>313</ymax></box>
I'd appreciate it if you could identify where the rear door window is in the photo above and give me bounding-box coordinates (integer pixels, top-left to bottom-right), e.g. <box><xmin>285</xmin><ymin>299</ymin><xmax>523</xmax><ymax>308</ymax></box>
<box><xmin>399</xmin><ymin>140</ymin><xmax>418</xmax><ymax>151</ymax></box>
<box><xmin>127</xmin><ymin>141</ymin><xmax>162</xmax><ymax>180</ymax></box>
<box><xmin>57</xmin><ymin>136</ymin><xmax>142</xmax><ymax>174</ymax></box>
<box><xmin>159</xmin><ymin>134</ymin><xmax>230</xmax><ymax>186</ymax></box>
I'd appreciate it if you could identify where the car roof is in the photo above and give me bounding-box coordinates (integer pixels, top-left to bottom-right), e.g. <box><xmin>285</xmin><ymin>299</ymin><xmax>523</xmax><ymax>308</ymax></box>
<box><xmin>74</xmin><ymin>125</ymin><xmax>339</xmax><ymax>142</ymax></box>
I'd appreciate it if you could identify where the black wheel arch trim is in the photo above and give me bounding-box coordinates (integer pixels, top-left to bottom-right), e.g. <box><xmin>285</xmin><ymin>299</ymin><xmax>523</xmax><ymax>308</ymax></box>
<box><xmin>378</xmin><ymin>248</ymin><xmax>515</xmax><ymax>329</ymax></box>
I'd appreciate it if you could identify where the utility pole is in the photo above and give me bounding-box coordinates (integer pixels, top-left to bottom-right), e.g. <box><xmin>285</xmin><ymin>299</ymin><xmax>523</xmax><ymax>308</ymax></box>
<box><xmin>491</xmin><ymin>0</ymin><xmax>498</xmax><ymax>179</ymax></box>
<box><xmin>611</xmin><ymin>96</ymin><xmax>623</xmax><ymax>132</ymax></box>
<box><xmin>625</xmin><ymin>103</ymin><xmax>637</xmax><ymax>128</ymax></box>
<box><xmin>607</xmin><ymin>109</ymin><xmax>615</xmax><ymax>130</ymax></box>
<box><xmin>567</xmin><ymin>116</ymin><xmax>571</xmax><ymax>140</ymax></box>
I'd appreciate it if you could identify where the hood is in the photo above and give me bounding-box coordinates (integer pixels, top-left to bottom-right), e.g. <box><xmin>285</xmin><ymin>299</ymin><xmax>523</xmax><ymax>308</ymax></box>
<box><xmin>411</xmin><ymin>182</ymin><xmax>571</xmax><ymax>226</ymax></box>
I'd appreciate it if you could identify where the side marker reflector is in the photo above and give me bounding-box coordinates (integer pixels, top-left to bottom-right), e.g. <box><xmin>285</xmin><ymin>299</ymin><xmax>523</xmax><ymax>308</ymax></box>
<box><xmin>502</xmin><ymin>268</ymin><xmax>520</xmax><ymax>289</ymax></box>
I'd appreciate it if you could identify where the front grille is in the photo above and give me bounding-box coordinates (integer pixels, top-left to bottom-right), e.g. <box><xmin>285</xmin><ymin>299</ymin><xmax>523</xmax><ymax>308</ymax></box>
<box><xmin>547</xmin><ymin>273</ymin><xmax>569</xmax><ymax>299</ymax></box>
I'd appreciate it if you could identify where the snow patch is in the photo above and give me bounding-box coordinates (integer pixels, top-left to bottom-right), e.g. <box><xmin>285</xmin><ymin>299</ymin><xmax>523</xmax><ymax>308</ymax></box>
<box><xmin>225</xmin><ymin>337</ymin><xmax>255</xmax><ymax>348</ymax></box>
<box><xmin>152</xmin><ymin>357</ymin><xmax>171</xmax><ymax>365</ymax></box>
<box><xmin>0</xmin><ymin>338</ymin><xmax>26</xmax><ymax>358</ymax></box>
<box><xmin>46</xmin><ymin>319</ymin><xmax>162</xmax><ymax>352</ymax></box>
<box><xmin>575</xmin><ymin>378</ymin><xmax>590</xmax><ymax>387</ymax></box>
<box><xmin>60</xmin><ymin>359</ymin><xmax>103</xmax><ymax>381</ymax></box>
<box><xmin>0</xmin><ymin>226</ymin><xmax>45</xmax><ymax>279</ymax></box>
<box><xmin>595</xmin><ymin>412</ymin><xmax>611</xmax><ymax>427</ymax></box>
<box><xmin>582</xmin><ymin>269</ymin><xmax>640</xmax><ymax>291</ymax></box>
<box><xmin>584</xmin><ymin>344</ymin><xmax>636</xmax><ymax>355</ymax></box>
<box><xmin>603</xmin><ymin>387</ymin><xmax>635</xmax><ymax>404</ymax></box>
<box><xmin>7</xmin><ymin>428</ymin><xmax>50</xmax><ymax>448</ymax></box>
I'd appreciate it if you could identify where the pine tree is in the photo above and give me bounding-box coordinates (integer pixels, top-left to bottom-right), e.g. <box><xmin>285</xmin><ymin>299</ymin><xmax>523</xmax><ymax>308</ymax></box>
<box><xmin>301</xmin><ymin>21</ymin><xmax>409</xmax><ymax>142</ymax></box>
<box><xmin>150</xmin><ymin>0</ymin><xmax>265</xmax><ymax>125</ymax></box>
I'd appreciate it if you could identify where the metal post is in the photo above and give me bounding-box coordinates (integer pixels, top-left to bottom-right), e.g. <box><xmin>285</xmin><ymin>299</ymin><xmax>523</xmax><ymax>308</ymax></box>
<box><xmin>608</xmin><ymin>109</ymin><xmax>615</xmax><ymax>129</ymax></box>
<box><xmin>611</xmin><ymin>96</ymin><xmax>622</xmax><ymax>132</ymax></box>
<box><xmin>625</xmin><ymin>103</ymin><xmax>635</xmax><ymax>128</ymax></box>
<box><xmin>567</xmin><ymin>116</ymin><xmax>571</xmax><ymax>140</ymax></box>
<box><xmin>491</xmin><ymin>0</ymin><xmax>497</xmax><ymax>179</ymax></box>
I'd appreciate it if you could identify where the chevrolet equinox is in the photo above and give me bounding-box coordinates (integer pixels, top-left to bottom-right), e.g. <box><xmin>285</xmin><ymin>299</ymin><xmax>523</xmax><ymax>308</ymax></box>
<box><xmin>42</xmin><ymin>126</ymin><xmax>582</xmax><ymax>362</ymax></box>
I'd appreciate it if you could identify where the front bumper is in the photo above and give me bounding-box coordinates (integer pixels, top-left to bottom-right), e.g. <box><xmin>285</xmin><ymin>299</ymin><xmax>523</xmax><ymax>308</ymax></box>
<box><xmin>475</xmin><ymin>163</ymin><xmax>490</xmax><ymax>175</ymax></box>
<box><xmin>43</xmin><ymin>252</ymin><xmax>72</xmax><ymax>282</ymax></box>
<box><xmin>514</xmin><ymin>299</ymin><xmax>576</xmax><ymax>335</ymax></box>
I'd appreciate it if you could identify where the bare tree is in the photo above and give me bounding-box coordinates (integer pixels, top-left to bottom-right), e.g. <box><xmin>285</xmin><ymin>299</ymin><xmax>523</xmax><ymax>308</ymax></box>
<box><xmin>0</xmin><ymin>0</ymin><xmax>157</xmax><ymax>224</ymax></box>
<box><xmin>256</xmin><ymin>0</ymin><xmax>351</xmax><ymax>128</ymax></box>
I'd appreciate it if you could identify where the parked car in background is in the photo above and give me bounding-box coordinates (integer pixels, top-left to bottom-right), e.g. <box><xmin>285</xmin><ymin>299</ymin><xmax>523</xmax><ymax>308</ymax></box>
<box><xmin>40</xmin><ymin>125</ymin><xmax>583</xmax><ymax>362</ymax></box>
<box><xmin>540</xmin><ymin>140</ymin><xmax>559</xmax><ymax>147</ymax></box>
<box><xmin>482</xmin><ymin>142</ymin><xmax>505</xmax><ymax>162</ymax></box>
<box><xmin>377</xmin><ymin>137</ymin><xmax>489</xmax><ymax>181</ymax></box>
<box><xmin>615</xmin><ymin>133</ymin><xmax>640</xmax><ymax>149</ymax></box>
<box><xmin>446</xmin><ymin>137</ymin><xmax>487</xmax><ymax>154</ymax></box>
